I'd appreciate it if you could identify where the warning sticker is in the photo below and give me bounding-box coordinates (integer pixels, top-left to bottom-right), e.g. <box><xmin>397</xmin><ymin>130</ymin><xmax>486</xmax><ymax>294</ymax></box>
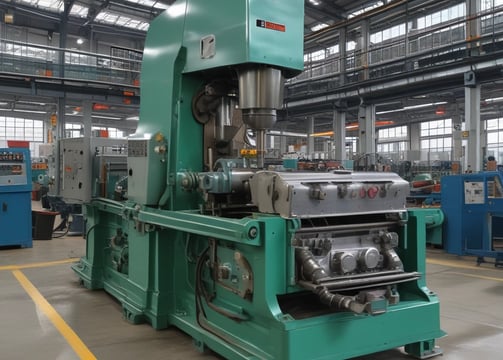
<box><xmin>256</xmin><ymin>19</ymin><xmax>286</xmax><ymax>32</ymax></box>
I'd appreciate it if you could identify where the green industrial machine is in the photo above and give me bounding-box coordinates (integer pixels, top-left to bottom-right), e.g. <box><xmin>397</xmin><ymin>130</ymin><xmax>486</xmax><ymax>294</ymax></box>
<box><xmin>73</xmin><ymin>1</ymin><xmax>444</xmax><ymax>358</ymax></box>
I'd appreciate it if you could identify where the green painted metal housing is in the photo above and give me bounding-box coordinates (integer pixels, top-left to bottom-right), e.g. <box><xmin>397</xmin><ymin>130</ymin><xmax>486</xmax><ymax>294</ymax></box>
<box><xmin>74</xmin><ymin>201</ymin><xmax>445</xmax><ymax>359</ymax></box>
<box><xmin>73</xmin><ymin>1</ymin><xmax>444</xmax><ymax>358</ymax></box>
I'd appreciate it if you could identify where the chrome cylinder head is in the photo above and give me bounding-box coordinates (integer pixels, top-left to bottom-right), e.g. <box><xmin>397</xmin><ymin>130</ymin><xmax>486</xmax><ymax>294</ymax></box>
<box><xmin>238</xmin><ymin>67</ymin><xmax>284</xmax><ymax>130</ymax></box>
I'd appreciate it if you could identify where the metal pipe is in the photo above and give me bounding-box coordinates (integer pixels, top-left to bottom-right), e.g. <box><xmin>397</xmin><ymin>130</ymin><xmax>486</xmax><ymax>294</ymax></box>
<box><xmin>295</xmin><ymin>248</ymin><xmax>328</xmax><ymax>282</ymax></box>
<box><xmin>299</xmin><ymin>272</ymin><xmax>420</xmax><ymax>292</ymax></box>
<box><xmin>295</xmin><ymin>221</ymin><xmax>398</xmax><ymax>234</ymax></box>
<box><xmin>207</xmin><ymin>147</ymin><xmax>213</xmax><ymax>170</ymax></box>
<box><xmin>315</xmin><ymin>287</ymin><xmax>367</xmax><ymax>314</ymax></box>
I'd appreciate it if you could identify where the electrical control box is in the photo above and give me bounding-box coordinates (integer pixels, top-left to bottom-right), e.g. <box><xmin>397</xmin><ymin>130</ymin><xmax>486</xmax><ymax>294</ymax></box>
<box><xmin>0</xmin><ymin>148</ymin><xmax>32</xmax><ymax>248</ymax></box>
<box><xmin>60</xmin><ymin>137</ymin><xmax>127</xmax><ymax>203</ymax></box>
<box><xmin>442</xmin><ymin>172</ymin><xmax>503</xmax><ymax>264</ymax></box>
<box><xmin>127</xmin><ymin>136</ymin><xmax>166</xmax><ymax>205</ymax></box>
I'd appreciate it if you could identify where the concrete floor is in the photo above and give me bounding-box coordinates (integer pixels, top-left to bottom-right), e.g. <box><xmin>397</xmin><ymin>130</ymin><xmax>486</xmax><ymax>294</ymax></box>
<box><xmin>1</xmin><ymin>207</ymin><xmax>503</xmax><ymax>359</ymax></box>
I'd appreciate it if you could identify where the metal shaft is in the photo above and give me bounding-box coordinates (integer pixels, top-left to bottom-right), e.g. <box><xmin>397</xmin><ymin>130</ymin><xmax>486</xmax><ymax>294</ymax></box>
<box><xmin>256</xmin><ymin>129</ymin><xmax>266</xmax><ymax>169</ymax></box>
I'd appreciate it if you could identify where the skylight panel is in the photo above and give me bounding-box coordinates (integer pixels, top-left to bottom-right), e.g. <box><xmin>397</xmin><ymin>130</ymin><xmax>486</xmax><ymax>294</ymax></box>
<box><xmin>17</xmin><ymin>0</ymin><xmax>63</xmax><ymax>12</ymax></box>
<box><xmin>95</xmin><ymin>10</ymin><xmax>150</xmax><ymax>31</ymax></box>
<box><xmin>125</xmin><ymin>0</ymin><xmax>170</xmax><ymax>10</ymax></box>
<box><xmin>311</xmin><ymin>23</ymin><xmax>329</xmax><ymax>32</ymax></box>
<box><xmin>348</xmin><ymin>1</ymin><xmax>384</xmax><ymax>19</ymax></box>
<box><xmin>96</xmin><ymin>11</ymin><xmax>119</xmax><ymax>24</ymax></box>
<box><xmin>70</xmin><ymin>3</ymin><xmax>89</xmax><ymax>18</ymax></box>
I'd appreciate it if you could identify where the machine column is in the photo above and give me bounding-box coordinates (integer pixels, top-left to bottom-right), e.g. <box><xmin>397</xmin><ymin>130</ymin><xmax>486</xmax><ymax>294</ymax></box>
<box><xmin>256</xmin><ymin>129</ymin><xmax>266</xmax><ymax>169</ymax></box>
<box><xmin>333</xmin><ymin>109</ymin><xmax>346</xmax><ymax>161</ymax></box>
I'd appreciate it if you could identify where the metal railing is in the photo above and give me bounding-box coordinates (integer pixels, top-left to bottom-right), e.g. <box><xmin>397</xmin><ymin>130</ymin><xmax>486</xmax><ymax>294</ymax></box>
<box><xmin>287</xmin><ymin>7</ymin><xmax>503</xmax><ymax>98</ymax></box>
<box><xmin>0</xmin><ymin>39</ymin><xmax>141</xmax><ymax>88</ymax></box>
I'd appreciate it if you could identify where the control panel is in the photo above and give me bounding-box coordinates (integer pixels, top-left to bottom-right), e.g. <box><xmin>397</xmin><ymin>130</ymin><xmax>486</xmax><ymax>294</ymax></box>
<box><xmin>0</xmin><ymin>149</ymin><xmax>29</xmax><ymax>187</ymax></box>
<box><xmin>0</xmin><ymin>147</ymin><xmax>32</xmax><ymax>248</ymax></box>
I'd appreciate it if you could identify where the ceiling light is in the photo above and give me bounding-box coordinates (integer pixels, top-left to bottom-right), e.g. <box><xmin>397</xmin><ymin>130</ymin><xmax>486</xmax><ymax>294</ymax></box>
<box><xmin>76</xmin><ymin>38</ymin><xmax>84</xmax><ymax>45</ymax></box>
<box><xmin>309</xmin><ymin>121</ymin><xmax>395</xmax><ymax>137</ymax></box>
<box><xmin>13</xmin><ymin>109</ymin><xmax>47</xmax><ymax>114</ymax></box>
<box><xmin>403</xmin><ymin>102</ymin><xmax>447</xmax><ymax>110</ymax></box>
<box><xmin>484</xmin><ymin>97</ymin><xmax>503</xmax><ymax>103</ymax></box>
<box><xmin>93</xmin><ymin>115</ymin><xmax>122</xmax><ymax>120</ymax></box>
<box><xmin>268</xmin><ymin>130</ymin><xmax>307</xmax><ymax>137</ymax></box>
<box><xmin>93</xmin><ymin>103</ymin><xmax>110</xmax><ymax>111</ymax></box>
<box><xmin>435</xmin><ymin>106</ymin><xmax>446</xmax><ymax>115</ymax></box>
<box><xmin>376</xmin><ymin>102</ymin><xmax>448</xmax><ymax>114</ymax></box>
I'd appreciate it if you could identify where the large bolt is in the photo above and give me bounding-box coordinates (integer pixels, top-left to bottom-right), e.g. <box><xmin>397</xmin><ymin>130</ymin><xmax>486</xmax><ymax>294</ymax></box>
<box><xmin>248</xmin><ymin>226</ymin><xmax>258</xmax><ymax>239</ymax></box>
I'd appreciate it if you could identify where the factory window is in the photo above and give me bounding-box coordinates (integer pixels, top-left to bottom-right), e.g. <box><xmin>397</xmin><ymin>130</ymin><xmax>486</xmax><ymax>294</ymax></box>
<box><xmin>377</xmin><ymin>126</ymin><xmax>408</xmax><ymax>161</ymax></box>
<box><xmin>327</xmin><ymin>45</ymin><xmax>339</xmax><ymax>56</ymax></box>
<box><xmin>377</xmin><ymin>141</ymin><xmax>408</xmax><ymax>153</ymax></box>
<box><xmin>346</xmin><ymin>136</ymin><xmax>358</xmax><ymax>156</ymax></box>
<box><xmin>482</xmin><ymin>0</ymin><xmax>503</xmax><ymax>11</ymax></box>
<box><xmin>420</xmin><ymin>137</ymin><xmax>452</xmax><ymax>152</ymax></box>
<box><xmin>486</xmin><ymin>118</ymin><xmax>503</xmax><ymax>164</ymax></box>
<box><xmin>378</xmin><ymin>126</ymin><xmax>408</xmax><ymax>139</ymax></box>
<box><xmin>420</xmin><ymin>119</ymin><xmax>452</xmax><ymax>137</ymax></box>
<box><xmin>416</xmin><ymin>3</ymin><xmax>465</xmax><ymax>30</ymax></box>
<box><xmin>370</xmin><ymin>23</ymin><xmax>406</xmax><ymax>45</ymax></box>
<box><xmin>420</xmin><ymin>119</ymin><xmax>452</xmax><ymax>159</ymax></box>
<box><xmin>377</xmin><ymin>141</ymin><xmax>408</xmax><ymax>161</ymax></box>
<box><xmin>0</xmin><ymin>116</ymin><xmax>44</xmax><ymax>157</ymax></box>
<box><xmin>310</xmin><ymin>49</ymin><xmax>326</xmax><ymax>62</ymax></box>
<box><xmin>65</xmin><ymin>123</ymin><xmax>83</xmax><ymax>138</ymax></box>
<box><xmin>92</xmin><ymin>127</ymin><xmax>125</xmax><ymax>138</ymax></box>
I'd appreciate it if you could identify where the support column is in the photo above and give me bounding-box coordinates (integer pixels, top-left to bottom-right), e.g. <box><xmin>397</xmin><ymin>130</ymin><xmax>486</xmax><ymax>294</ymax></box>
<box><xmin>409</xmin><ymin>122</ymin><xmax>421</xmax><ymax>161</ymax></box>
<box><xmin>465</xmin><ymin>81</ymin><xmax>481</xmax><ymax>172</ymax></box>
<box><xmin>359</xmin><ymin>19</ymin><xmax>369</xmax><ymax>81</ymax></box>
<box><xmin>82</xmin><ymin>100</ymin><xmax>93</xmax><ymax>139</ymax></box>
<box><xmin>333</xmin><ymin>110</ymin><xmax>346</xmax><ymax>160</ymax></box>
<box><xmin>466</xmin><ymin>0</ymin><xmax>481</xmax><ymax>57</ymax></box>
<box><xmin>307</xmin><ymin>117</ymin><xmax>315</xmax><ymax>159</ymax></box>
<box><xmin>358</xmin><ymin>104</ymin><xmax>376</xmax><ymax>168</ymax></box>
<box><xmin>452</xmin><ymin>113</ymin><xmax>463</xmax><ymax>164</ymax></box>
<box><xmin>279</xmin><ymin>129</ymin><xmax>288</xmax><ymax>154</ymax></box>
<box><xmin>339</xmin><ymin>28</ymin><xmax>347</xmax><ymax>86</ymax></box>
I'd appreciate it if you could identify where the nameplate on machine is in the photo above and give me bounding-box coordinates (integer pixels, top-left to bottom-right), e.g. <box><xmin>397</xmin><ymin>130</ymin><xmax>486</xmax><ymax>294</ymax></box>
<box><xmin>256</xmin><ymin>19</ymin><xmax>286</xmax><ymax>32</ymax></box>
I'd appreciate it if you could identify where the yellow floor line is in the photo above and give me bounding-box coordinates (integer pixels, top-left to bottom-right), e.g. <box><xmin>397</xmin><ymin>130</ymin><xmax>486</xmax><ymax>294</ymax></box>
<box><xmin>426</xmin><ymin>257</ymin><xmax>501</xmax><ymax>272</ymax></box>
<box><xmin>0</xmin><ymin>258</ymin><xmax>79</xmax><ymax>271</ymax></box>
<box><xmin>12</xmin><ymin>270</ymin><xmax>96</xmax><ymax>360</ymax></box>
<box><xmin>445</xmin><ymin>271</ymin><xmax>503</xmax><ymax>282</ymax></box>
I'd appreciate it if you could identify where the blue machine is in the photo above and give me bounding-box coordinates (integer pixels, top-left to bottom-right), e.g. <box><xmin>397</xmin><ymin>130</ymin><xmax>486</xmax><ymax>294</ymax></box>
<box><xmin>441</xmin><ymin>172</ymin><xmax>503</xmax><ymax>266</ymax></box>
<box><xmin>0</xmin><ymin>148</ymin><xmax>32</xmax><ymax>248</ymax></box>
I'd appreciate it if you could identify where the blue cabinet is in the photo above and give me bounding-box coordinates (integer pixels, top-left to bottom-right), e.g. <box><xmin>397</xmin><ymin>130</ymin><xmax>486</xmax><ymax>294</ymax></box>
<box><xmin>0</xmin><ymin>148</ymin><xmax>32</xmax><ymax>248</ymax></box>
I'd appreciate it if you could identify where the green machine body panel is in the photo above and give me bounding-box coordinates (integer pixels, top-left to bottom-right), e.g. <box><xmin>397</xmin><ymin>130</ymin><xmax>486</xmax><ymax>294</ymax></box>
<box><xmin>73</xmin><ymin>1</ymin><xmax>444</xmax><ymax>359</ymax></box>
